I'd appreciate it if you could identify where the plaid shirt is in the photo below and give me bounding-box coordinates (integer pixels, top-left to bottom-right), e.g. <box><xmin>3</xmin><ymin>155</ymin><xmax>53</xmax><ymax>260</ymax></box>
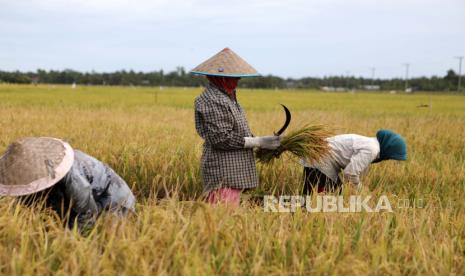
<box><xmin>195</xmin><ymin>84</ymin><xmax>258</xmax><ymax>193</ymax></box>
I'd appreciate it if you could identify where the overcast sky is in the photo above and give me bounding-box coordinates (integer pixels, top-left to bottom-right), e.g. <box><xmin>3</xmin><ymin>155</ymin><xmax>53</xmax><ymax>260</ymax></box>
<box><xmin>1</xmin><ymin>0</ymin><xmax>464</xmax><ymax>78</ymax></box>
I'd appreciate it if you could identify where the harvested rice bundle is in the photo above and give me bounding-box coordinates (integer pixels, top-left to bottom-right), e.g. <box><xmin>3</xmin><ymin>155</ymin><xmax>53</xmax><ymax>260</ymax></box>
<box><xmin>256</xmin><ymin>125</ymin><xmax>332</xmax><ymax>163</ymax></box>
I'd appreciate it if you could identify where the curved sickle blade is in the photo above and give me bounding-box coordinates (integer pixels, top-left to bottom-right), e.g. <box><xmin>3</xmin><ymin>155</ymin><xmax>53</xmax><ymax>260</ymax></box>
<box><xmin>274</xmin><ymin>104</ymin><xmax>291</xmax><ymax>136</ymax></box>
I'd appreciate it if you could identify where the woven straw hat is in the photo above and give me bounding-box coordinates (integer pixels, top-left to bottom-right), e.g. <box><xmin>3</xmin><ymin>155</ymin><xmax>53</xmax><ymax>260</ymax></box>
<box><xmin>0</xmin><ymin>137</ymin><xmax>74</xmax><ymax>196</ymax></box>
<box><xmin>190</xmin><ymin>48</ymin><xmax>259</xmax><ymax>78</ymax></box>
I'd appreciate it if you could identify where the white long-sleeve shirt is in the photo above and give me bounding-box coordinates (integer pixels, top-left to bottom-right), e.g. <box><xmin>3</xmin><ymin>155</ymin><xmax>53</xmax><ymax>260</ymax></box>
<box><xmin>301</xmin><ymin>134</ymin><xmax>380</xmax><ymax>185</ymax></box>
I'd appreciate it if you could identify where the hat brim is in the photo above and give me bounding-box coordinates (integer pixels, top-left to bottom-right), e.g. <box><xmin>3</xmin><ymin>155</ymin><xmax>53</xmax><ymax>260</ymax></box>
<box><xmin>0</xmin><ymin>138</ymin><xmax>74</xmax><ymax>196</ymax></box>
<box><xmin>190</xmin><ymin>71</ymin><xmax>260</xmax><ymax>78</ymax></box>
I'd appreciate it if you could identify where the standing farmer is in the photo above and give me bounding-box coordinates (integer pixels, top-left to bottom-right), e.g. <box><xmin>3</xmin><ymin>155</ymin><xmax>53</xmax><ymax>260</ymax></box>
<box><xmin>301</xmin><ymin>129</ymin><xmax>407</xmax><ymax>194</ymax></box>
<box><xmin>192</xmin><ymin>48</ymin><xmax>280</xmax><ymax>206</ymax></box>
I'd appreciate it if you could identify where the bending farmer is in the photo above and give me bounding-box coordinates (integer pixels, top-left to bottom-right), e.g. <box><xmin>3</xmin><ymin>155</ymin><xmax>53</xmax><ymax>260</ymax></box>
<box><xmin>301</xmin><ymin>129</ymin><xmax>407</xmax><ymax>194</ymax></box>
<box><xmin>0</xmin><ymin>137</ymin><xmax>136</xmax><ymax>229</ymax></box>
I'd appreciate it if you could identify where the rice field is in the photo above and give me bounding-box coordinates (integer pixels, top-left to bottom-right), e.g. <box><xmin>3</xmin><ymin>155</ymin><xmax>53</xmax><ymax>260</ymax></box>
<box><xmin>0</xmin><ymin>84</ymin><xmax>464</xmax><ymax>275</ymax></box>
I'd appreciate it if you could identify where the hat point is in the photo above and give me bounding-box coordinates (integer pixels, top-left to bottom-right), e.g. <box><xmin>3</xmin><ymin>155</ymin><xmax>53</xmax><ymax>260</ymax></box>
<box><xmin>190</xmin><ymin>47</ymin><xmax>258</xmax><ymax>77</ymax></box>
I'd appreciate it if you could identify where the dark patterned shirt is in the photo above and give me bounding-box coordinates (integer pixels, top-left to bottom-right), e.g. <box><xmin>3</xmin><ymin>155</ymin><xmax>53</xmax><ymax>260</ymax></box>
<box><xmin>195</xmin><ymin>84</ymin><xmax>259</xmax><ymax>193</ymax></box>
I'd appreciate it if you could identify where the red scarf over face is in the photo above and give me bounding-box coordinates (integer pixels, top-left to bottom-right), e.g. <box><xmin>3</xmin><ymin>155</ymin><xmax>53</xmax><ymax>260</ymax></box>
<box><xmin>207</xmin><ymin>76</ymin><xmax>240</xmax><ymax>100</ymax></box>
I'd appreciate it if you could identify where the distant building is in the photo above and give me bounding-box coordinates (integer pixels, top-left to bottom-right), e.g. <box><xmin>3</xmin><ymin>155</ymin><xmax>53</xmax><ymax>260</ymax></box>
<box><xmin>321</xmin><ymin>86</ymin><xmax>347</xmax><ymax>92</ymax></box>
<box><xmin>285</xmin><ymin>80</ymin><xmax>298</xmax><ymax>88</ymax></box>
<box><xmin>31</xmin><ymin>76</ymin><xmax>39</xmax><ymax>85</ymax></box>
<box><xmin>360</xmin><ymin>85</ymin><xmax>381</xmax><ymax>91</ymax></box>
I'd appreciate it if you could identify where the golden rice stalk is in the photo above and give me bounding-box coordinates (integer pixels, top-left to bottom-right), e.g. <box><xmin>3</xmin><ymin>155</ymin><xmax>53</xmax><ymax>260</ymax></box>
<box><xmin>256</xmin><ymin>125</ymin><xmax>332</xmax><ymax>164</ymax></box>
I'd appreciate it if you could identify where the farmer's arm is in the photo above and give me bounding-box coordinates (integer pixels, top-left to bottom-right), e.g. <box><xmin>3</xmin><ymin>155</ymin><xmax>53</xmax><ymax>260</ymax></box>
<box><xmin>342</xmin><ymin>149</ymin><xmax>376</xmax><ymax>186</ymax></box>
<box><xmin>64</xmin><ymin>171</ymin><xmax>99</xmax><ymax>229</ymax></box>
<box><xmin>95</xmin><ymin>167</ymin><xmax>136</xmax><ymax>215</ymax></box>
<box><xmin>195</xmin><ymin>99</ymin><xmax>245</xmax><ymax>150</ymax></box>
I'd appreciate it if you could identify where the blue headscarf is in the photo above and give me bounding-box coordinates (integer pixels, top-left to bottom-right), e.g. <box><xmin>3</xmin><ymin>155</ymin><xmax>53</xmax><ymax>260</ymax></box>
<box><xmin>375</xmin><ymin>129</ymin><xmax>407</xmax><ymax>162</ymax></box>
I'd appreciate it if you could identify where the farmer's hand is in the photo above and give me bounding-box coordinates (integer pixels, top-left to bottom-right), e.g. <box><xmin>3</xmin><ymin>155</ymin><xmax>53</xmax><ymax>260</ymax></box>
<box><xmin>343</xmin><ymin>174</ymin><xmax>360</xmax><ymax>185</ymax></box>
<box><xmin>342</xmin><ymin>174</ymin><xmax>365</xmax><ymax>192</ymax></box>
<box><xmin>244</xmin><ymin>136</ymin><xmax>281</xmax><ymax>150</ymax></box>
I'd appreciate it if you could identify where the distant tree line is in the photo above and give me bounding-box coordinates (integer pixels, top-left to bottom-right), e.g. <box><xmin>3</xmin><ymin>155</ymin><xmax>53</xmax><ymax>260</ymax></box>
<box><xmin>0</xmin><ymin>67</ymin><xmax>462</xmax><ymax>92</ymax></box>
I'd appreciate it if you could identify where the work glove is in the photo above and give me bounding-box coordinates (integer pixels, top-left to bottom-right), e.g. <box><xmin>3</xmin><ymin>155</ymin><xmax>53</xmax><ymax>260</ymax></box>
<box><xmin>342</xmin><ymin>174</ymin><xmax>364</xmax><ymax>192</ymax></box>
<box><xmin>343</xmin><ymin>174</ymin><xmax>360</xmax><ymax>185</ymax></box>
<box><xmin>244</xmin><ymin>136</ymin><xmax>281</xmax><ymax>150</ymax></box>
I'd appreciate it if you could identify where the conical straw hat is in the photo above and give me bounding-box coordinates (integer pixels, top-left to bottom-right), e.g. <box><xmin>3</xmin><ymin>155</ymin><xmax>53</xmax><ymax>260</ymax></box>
<box><xmin>0</xmin><ymin>137</ymin><xmax>74</xmax><ymax>196</ymax></box>
<box><xmin>190</xmin><ymin>48</ymin><xmax>259</xmax><ymax>78</ymax></box>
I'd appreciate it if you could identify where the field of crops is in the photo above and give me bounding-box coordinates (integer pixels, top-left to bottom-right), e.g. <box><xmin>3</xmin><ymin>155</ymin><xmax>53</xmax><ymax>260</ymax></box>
<box><xmin>0</xmin><ymin>84</ymin><xmax>464</xmax><ymax>274</ymax></box>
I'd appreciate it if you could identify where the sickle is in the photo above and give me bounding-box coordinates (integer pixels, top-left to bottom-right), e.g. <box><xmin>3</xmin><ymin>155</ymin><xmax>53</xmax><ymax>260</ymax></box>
<box><xmin>274</xmin><ymin>104</ymin><xmax>291</xmax><ymax>136</ymax></box>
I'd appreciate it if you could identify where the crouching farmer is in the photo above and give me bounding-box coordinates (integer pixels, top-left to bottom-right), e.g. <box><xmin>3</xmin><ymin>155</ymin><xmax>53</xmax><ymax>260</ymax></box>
<box><xmin>0</xmin><ymin>137</ymin><xmax>136</xmax><ymax>230</ymax></box>
<box><xmin>301</xmin><ymin>129</ymin><xmax>407</xmax><ymax>194</ymax></box>
<box><xmin>192</xmin><ymin>48</ymin><xmax>280</xmax><ymax>206</ymax></box>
